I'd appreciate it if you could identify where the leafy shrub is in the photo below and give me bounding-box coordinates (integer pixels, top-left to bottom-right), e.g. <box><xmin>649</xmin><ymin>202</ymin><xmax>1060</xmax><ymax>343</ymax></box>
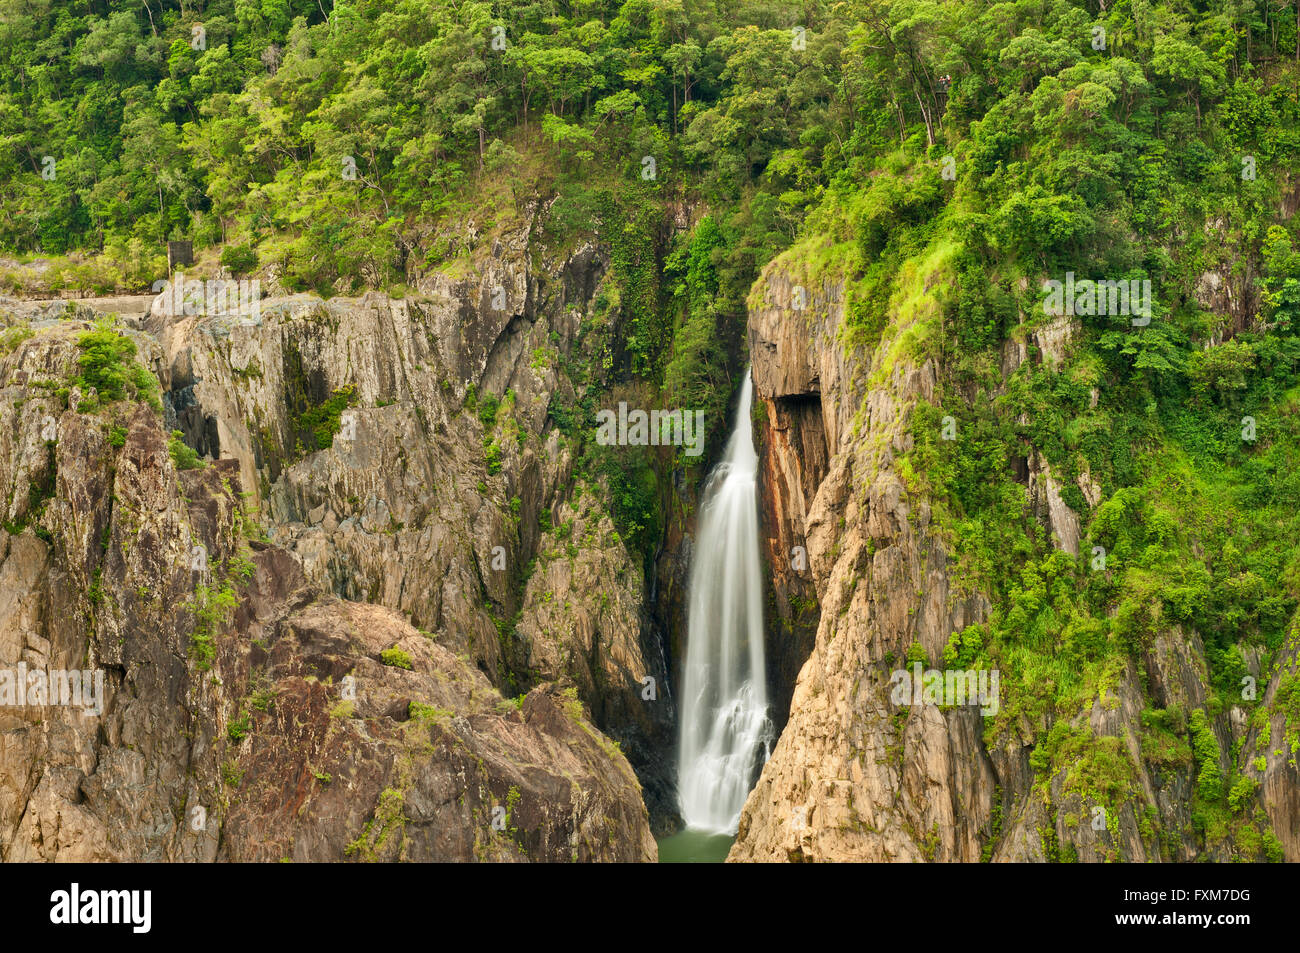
<box><xmin>75</xmin><ymin>318</ymin><xmax>160</xmax><ymax>411</ymax></box>
<box><xmin>168</xmin><ymin>431</ymin><xmax>205</xmax><ymax>470</ymax></box>
<box><xmin>220</xmin><ymin>243</ymin><xmax>258</xmax><ymax>276</ymax></box>
<box><xmin>1227</xmin><ymin>775</ymin><xmax>1258</xmax><ymax>814</ymax></box>
<box><xmin>408</xmin><ymin>701</ymin><xmax>452</xmax><ymax>722</ymax></box>
<box><xmin>227</xmin><ymin>712</ymin><xmax>252</xmax><ymax>743</ymax></box>
<box><xmin>1187</xmin><ymin>340</ymin><xmax>1256</xmax><ymax>406</ymax></box>
<box><xmin>188</xmin><ymin>583</ymin><xmax>237</xmax><ymax>671</ymax></box>
<box><xmin>297</xmin><ymin>385</ymin><xmax>357</xmax><ymax>452</ymax></box>
<box><xmin>380</xmin><ymin>647</ymin><xmax>413</xmax><ymax>670</ymax></box>
<box><xmin>477</xmin><ymin>390</ymin><xmax>500</xmax><ymax>428</ymax></box>
<box><xmin>1189</xmin><ymin>709</ymin><xmax>1223</xmax><ymax>802</ymax></box>
<box><xmin>0</xmin><ymin>323</ymin><xmax>33</xmax><ymax>355</ymax></box>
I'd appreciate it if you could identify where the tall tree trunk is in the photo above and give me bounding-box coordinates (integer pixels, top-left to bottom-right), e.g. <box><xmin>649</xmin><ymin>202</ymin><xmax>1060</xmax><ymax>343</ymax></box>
<box><xmin>913</xmin><ymin>86</ymin><xmax>934</xmax><ymax>146</ymax></box>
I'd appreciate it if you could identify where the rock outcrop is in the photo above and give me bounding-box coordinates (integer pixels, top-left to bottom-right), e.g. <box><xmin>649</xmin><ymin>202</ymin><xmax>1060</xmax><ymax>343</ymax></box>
<box><xmin>747</xmin><ymin>274</ymin><xmax>839</xmax><ymax>735</ymax></box>
<box><xmin>0</xmin><ymin>236</ymin><xmax>661</xmax><ymax>859</ymax></box>
<box><xmin>1242</xmin><ymin>630</ymin><xmax>1300</xmax><ymax>861</ymax></box>
<box><xmin>143</xmin><ymin>209</ymin><xmax>675</xmax><ymax>826</ymax></box>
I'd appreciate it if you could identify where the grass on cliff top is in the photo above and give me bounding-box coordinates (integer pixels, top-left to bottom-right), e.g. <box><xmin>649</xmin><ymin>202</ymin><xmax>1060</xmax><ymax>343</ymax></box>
<box><xmin>746</xmin><ymin>228</ymin><xmax>857</xmax><ymax>317</ymax></box>
<box><xmin>866</xmin><ymin>235</ymin><xmax>959</xmax><ymax>389</ymax></box>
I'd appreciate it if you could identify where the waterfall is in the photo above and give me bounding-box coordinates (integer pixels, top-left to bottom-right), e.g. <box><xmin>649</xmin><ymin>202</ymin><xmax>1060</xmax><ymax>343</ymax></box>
<box><xmin>677</xmin><ymin>369</ymin><xmax>773</xmax><ymax>834</ymax></box>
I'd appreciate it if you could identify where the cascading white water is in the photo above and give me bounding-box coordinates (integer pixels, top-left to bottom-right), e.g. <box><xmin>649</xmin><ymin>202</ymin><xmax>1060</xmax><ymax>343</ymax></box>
<box><xmin>677</xmin><ymin>369</ymin><xmax>772</xmax><ymax>834</ymax></box>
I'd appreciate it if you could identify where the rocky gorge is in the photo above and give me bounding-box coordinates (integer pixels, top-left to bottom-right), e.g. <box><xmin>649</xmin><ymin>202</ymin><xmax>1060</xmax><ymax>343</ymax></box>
<box><xmin>6</xmin><ymin>0</ymin><xmax>1300</xmax><ymax>873</ymax></box>
<box><xmin>5</xmin><ymin>186</ymin><xmax>1300</xmax><ymax>865</ymax></box>
<box><xmin>4</xmin><ymin>193</ymin><xmax>1300</xmax><ymax>863</ymax></box>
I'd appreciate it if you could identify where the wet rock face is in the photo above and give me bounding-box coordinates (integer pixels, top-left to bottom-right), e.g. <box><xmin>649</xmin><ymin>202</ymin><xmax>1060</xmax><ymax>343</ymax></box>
<box><xmin>0</xmin><ymin>252</ymin><xmax>658</xmax><ymax>860</ymax></box>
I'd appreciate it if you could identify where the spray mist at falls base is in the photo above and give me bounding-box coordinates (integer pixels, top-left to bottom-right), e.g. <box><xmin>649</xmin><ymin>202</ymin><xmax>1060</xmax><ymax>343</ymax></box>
<box><xmin>676</xmin><ymin>371</ymin><xmax>773</xmax><ymax>835</ymax></box>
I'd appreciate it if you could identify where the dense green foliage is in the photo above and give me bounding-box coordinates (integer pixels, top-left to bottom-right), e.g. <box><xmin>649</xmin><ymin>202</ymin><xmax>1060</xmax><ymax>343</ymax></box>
<box><xmin>75</xmin><ymin>317</ymin><xmax>162</xmax><ymax>410</ymax></box>
<box><xmin>1</xmin><ymin>0</ymin><xmax>818</xmax><ymax>284</ymax></box>
<box><xmin>836</xmin><ymin>0</ymin><xmax>1300</xmax><ymax>860</ymax></box>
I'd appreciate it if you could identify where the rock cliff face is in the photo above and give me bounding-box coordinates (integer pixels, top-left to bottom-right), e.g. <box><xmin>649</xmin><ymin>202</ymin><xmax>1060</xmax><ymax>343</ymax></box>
<box><xmin>10</xmin><ymin>206</ymin><xmax>1294</xmax><ymax>863</ymax></box>
<box><xmin>0</xmin><ymin>206</ymin><xmax>667</xmax><ymax>860</ymax></box>
<box><xmin>734</xmin><ymin>265</ymin><xmax>993</xmax><ymax>861</ymax></box>
<box><xmin>748</xmin><ymin>277</ymin><xmax>836</xmax><ymax>736</ymax></box>
<box><xmin>1244</xmin><ymin>633</ymin><xmax>1300</xmax><ymax>861</ymax></box>
<box><xmin>732</xmin><ymin>252</ymin><xmax>1300</xmax><ymax>863</ymax></box>
<box><xmin>152</xmin><ymin>210</ymin><xmax>675</xmax><ymax>828</ymax></box>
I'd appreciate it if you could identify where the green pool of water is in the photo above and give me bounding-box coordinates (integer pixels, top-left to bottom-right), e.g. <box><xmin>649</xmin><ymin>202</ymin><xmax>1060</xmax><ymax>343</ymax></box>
<box><xmin>656</xmin><ymin>829</ymin><xmax>735</xmax><ymax>863</ymax></box>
